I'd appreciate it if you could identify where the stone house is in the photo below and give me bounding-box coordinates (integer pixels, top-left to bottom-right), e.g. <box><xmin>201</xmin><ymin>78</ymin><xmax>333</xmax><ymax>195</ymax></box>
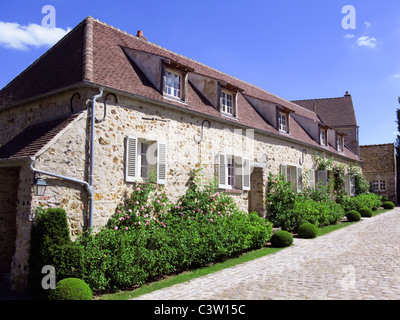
<box><xmin>359</xmin><ymin>143</ymin><xmax>397</xmax><ymax>204</ymax></box>
<box><xmin>0</xmin><ymin>17</ymin><xmax>361</xmax><ymax>293</ymax></box>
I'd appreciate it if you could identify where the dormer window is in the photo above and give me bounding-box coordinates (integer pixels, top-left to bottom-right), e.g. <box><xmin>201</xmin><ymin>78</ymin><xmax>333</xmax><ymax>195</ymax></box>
<box><xmin>320</xmin><ymin>127</ymin><xmax>328</xmax><ymax>146</ymax></box>
<box><xmin>337</xmin><ymin>135</ymin><xmax>344</xmax><ymax>152</ymax></box>
<box><xmin>219</xmin><ymin>83</ymin><xmax>242</xmax><ymax>118</ymax></box>
<box><xmin>164</xmin><ymin>69</ymin><xmax>182</xmax><ymax>99</ymax></box>
<box><xmin>279</xmin><ymin>112</ymin><xmax>288</xmax><ymax>133</ymax></box>
<box><xmin>221</xmin><ymin>90</ymin><xmax>234</xmax><ymax>115</ymax></box>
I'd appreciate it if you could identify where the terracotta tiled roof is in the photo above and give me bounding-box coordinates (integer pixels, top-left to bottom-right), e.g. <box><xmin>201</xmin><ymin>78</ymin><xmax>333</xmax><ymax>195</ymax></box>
<box><xmin>0</xmin><ymin>17</ymin><xmax>360</xmax><ymax>161</ymax></box>
<box><xmin>0</xmin><ymin>112</ymin><xmax>83</xmax><ymax>160</ymax></box>
<box><xmin>291</xmin><ymin>93</ymin><xmax>357</xmax><ymax>128</ymax></box>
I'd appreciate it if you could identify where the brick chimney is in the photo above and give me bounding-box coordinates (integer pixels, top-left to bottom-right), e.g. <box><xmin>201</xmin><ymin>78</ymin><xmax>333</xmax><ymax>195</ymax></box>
<box><xmin>136</xmin><ymin>30</ymin><xmax>148</xmax><ymax>41</ymax></box>
<box><xmin>345</xmin><ymin>91</ymin><xmax>351</xmax><ymax>97</ymax></box>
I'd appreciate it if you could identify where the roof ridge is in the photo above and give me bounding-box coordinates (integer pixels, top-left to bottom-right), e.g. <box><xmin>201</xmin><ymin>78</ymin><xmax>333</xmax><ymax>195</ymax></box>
<box><xmin>83</xmin><ymin>17</ymin><xmax>94</xmax><ymax>81</ymax></box>
<box><xmin>91</xmin><ymin>18</ymin><xmax>318</xmax><ymax>118</ymax></box>
<box><xmin>291</xmin><ymin>96</ymin><xmax>348</xmax><ymax>102</ymax></box>
<box><xmin>360</xmin><ymin>143</ymin><xmax>394</xmax><ymax>147</ymax></box>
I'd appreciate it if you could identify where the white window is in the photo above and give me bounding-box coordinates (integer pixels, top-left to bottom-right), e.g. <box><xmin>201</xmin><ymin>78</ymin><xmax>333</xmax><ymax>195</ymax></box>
<box><xmin>349</xmin><ymin>176</ymin><xmax>356</xmax><ymax>196</ymax></box>
<box><xmin>279</xmin><ymin>112</ymin><xmax>288</xmax><ymax>133</ymax></box>
<box><xmin>218</xmin><ymin>153</ymin><xmax>250</xmax><ymax>190</ymax></box>
<box><xmin>320</xmin><ymin>129</ymin><xmax>327</xmax><ymax>146</ymax></box>
<box><xmin>337</xmin><ymin>136</ymin><xmax>343</xmax><ymax>152</ymax></box>
<box><xmin>139</xmin><ymin>142</ymin><xmax>149</xmax><ymax>179</ymax></box>
<box><xmin>220</xmin><ymin>90</ymin><xmax>234</xmax><ymax>116</ymax></box>
<box><xmin>280</xmin><ymin>164</ymin><xmax>302</xmax><ymax>192</ymax></box>
<box><xmin>125</xmin><ymin>136</ymin><xmax>167</xmax><ymax>184</ymax></box>
<box><xmin>372</xmin><ymin>180</ymin><xmax>386</xmax><ymax>192</ymax></box>
<box><xmin>227</xmin><ymin>156</ymin><xmax>235</xmax><ymax>187</ymax></box>
<box><xmin>164</xmin><ymin>70</ymin><xmax>182</xmax><ymax>99</ymax></box>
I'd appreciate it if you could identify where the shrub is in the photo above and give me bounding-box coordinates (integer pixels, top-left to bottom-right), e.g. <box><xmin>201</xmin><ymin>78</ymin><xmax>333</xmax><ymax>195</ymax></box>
<box><xmin>346</xmin><ymin>210</ymin><xmax>361</xmax><ymax>222</ymax></box>
<box><xmin>359</xmin><ymin>207</ymin><xmax>373</xmax><ymax>218</ymax></box>
<box><xmin>29</xmin><ymin>207</ymin><xmax>83</xmax><ymax>297</ymax></box>
<box><xmin>48</xmin><ymin>278</ymin><xmax>92</xmax><ymax>300</ymax></box>
<box><xmin>343</xmin><ymin>193</ymin><xmax>382</xmax><ymax>212</ymax></box>
<box><xmin>297</xmin><ymin>223</ymin><xmax>318</xmax><ymax>239</ymax></box>
<box><xmin>382</xmin><ymin>201</ymin><xmax>395</xmax><ymax>209</ymax></box>
<box><xmin>270</xmin><ymin>230</ymin><xmax>293</xmax><ymax>248</ymax></box>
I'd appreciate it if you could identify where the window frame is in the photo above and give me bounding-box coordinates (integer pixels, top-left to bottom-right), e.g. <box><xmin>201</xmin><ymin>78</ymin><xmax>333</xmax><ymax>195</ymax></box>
<box><xmin>372</xmin><ymin>180</ymin><xmax>386</xmax><ymax>192</ymax></box>
<box><xmin>218</xmin><ymin>153</ymin><xmax>250</xmax><ymax>191</ymax></box>
<box><xmin>125</xmin><ymin>136</ymin><xmax>167</xmax><ymax>185</ymax></box>
<box><xmin>164</xmin><ymin>68</ymin><xmax>183</xmax><ymax>99</ymax></box>
<box><xmin>278</xmin><ymin>112</ymin><xmax>288</xmax><ymax>133</ymax></box>
<box><xmin>337</xmin><ymin>135</ymin><xmax>344</xmax><ymax>152</ymax></box>
<box><xmin>320</xmin><ymin>128</ymin><xmax>327</xmax><ymax>147</ymax></box>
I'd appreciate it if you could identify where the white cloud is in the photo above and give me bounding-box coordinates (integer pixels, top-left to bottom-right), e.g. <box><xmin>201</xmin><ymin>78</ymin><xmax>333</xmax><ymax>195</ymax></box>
<box><xmin>356</xmin><ymin>36</ymin><xmax>376</xmax><ymax>48</ymax></box>
<box><xmin>0</xmin><ymin>21</ymin><xmax>71</xmax><ymax>50</ymax></box>
<box><xmin>393</xmin><ymin>73</ymin><xmax>400</xmax><ymax>78</ymax></box>
<box><xmin>343</xmin><ymin>33</ymin><xmax>354</xmax><ymax>39</ymax></box>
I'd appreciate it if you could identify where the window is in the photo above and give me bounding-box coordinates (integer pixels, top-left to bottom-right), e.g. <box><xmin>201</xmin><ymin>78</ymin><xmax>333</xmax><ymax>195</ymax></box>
<box><xmin>164</xmin><ymin>70</ymin><xmax>182</xmax><ymax>99</ymax></box>
<box><xmin>221</xmin><ymin>91</ymin><xmax>233</xmax><ymax>115</ymax></box>
<box><xmin>337</xmin><ymin>135</ymin><xmax>343</xmax><ymax>152</ymax></box>
<box><xmin>227</xmin><ymin>156</ymin><xmax>235</xmax><ymax>187</ymax></box>
<box><xmin>349</xmin><ymin>176</ymin><xmax>356</xmax><ymax>196</ymax></box>
<box><xmin>220</xmin><ymin>89</ymin><xmax>236</xmax><ymax>116</ymax></box>
<box><xmin>320</xmin><ymin>128</ymin><xmax>327</xmax><ymax>146</ymax></box>
<box><xmin>139</xmin><ymin>142</ymin><xmax>149</xmax><ymax>179</ymax></box>
<box><xmin>125</xmin><ymin>136</ymin><xmax>167</xmax><ymax>184</ymax></box>
<box><xmin>279</xmin><ymin>112</ymin><xmax>288</xmax><ymax>133</ymax></box>
<box><xmin>280</xmin><ymin>164</ymin><xmax>302</xmax><ymax>192</ymax></box>
<box><xmin>218</xmin><ymin>154</ymin><xmax>250</xmax><ymax>190</ymax></box>
<box><xmin>372</xmin><ymin>180</ymin><xmax>386</xmax><ymax>192</ymax></box>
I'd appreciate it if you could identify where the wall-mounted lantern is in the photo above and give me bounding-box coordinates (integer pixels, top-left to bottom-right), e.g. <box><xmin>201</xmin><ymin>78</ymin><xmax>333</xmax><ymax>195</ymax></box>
<box><xmin>33</xmin><ymin>173</ymin><xmax>47</xmax><ymax>196</ymax></box>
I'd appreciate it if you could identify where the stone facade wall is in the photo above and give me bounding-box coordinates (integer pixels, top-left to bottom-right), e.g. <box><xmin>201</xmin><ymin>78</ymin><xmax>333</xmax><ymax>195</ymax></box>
<box><xmin>360</xmin><ymin>144</ymin><xmax>397</xmax><ymax>203</ymax></box>
<box><xmin>0</xmin><ymin>88</ymin><xmax>361</xmax><ymax>293</ymax></box>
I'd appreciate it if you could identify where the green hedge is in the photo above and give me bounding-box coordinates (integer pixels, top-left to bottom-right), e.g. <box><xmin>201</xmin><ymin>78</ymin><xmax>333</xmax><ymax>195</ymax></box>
<box><xmin>78</xmin><ymin>172</ymin><xmax>273</xmax><ymax>292</ymax></box>
<box><xmin>79</xmin><ymin>211</ymin><xmax>272</xmax><ymax>292</ymax></box>
<box><xmin>270</xmin><ymin>230</ymin><xmax>293</xmax><ymax>248</ymax></box>
<box><xmin>28</xmin><ymin>208</ymin><xmax>83</xmax><ymax>297</ymax></box>
<box><xmin>343</xmin><ymin>193</ymin><xmax>382</xmax><ymax>212</ymax></box>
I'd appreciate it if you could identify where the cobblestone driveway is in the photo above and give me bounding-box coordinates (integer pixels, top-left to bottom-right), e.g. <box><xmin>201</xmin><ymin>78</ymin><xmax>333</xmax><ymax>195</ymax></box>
<box><xmin>134</xmin><ymin>208</ymin><xmax>400</xmax><ymax>300</ymax></box>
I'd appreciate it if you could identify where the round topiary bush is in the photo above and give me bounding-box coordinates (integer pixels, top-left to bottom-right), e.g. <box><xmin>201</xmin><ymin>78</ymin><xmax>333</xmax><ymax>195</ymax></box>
<box><xmin>48</xmin><ymin>278</ymin><xmax>93</xmax><ymax>300</ymax></box>
<box><xmin>382</xmin><ymin>201</ymin><xmax>395</xmax><ymax>209</ymax></box>
<box><xmin>359</xmin><ymin>207</ymin><xmax>373</xmax><ymax>217</ymax></box>
<box><xmin>346</xmin><ymin>210</ymin><xmax>361</xmax><ymax>222</ymax></box>
<box><xmin>270</xmin><ymin>230</ymin><xmax>293</xmax><ymax>248</ymax></box>
<box><xmin>297</xmin><ymin>223</ymin><xmax>318</xmax><ymax>239</ymax></box>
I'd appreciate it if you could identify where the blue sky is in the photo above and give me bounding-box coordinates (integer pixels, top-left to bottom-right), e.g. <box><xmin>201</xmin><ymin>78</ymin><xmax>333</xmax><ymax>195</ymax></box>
<box><xmin>1</xmin><ymin>0</ymin><xmax>399</xmax><ymax>146</ymax></box>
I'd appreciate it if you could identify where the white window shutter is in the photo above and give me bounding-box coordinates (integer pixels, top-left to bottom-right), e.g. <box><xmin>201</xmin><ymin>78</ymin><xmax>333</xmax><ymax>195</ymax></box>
<box><xmin>242</xmin><ymin>158</ymin><xmax>251</xmax><ymax>191</ymax></box>
<box><xmin>157</xmin><ymin>141</ymin><xmax>167</xmax><ymax>185</ymax></box>
<box><xmin>218</xmin><ymin>153</ymin><xmax>227</xmax><ymax>188</ymax></box>
<box><xmin>296</xmin><ymin>167</ymin><xmax>303</xmax><ymax>192</ymax></box>
<box><xmin>280</xmin><ymin>164</ymin><xmax>287</xmax><ymax>180</ymax></box>
<box><xmin>309</xmin><ymin>170</ymin><xmax>316</xmax><ymax>189</ymax></box>
<box><xmin>125</xmin><ymin>136</ymin><xmax>138</xmax><ymax>182</ymax></box>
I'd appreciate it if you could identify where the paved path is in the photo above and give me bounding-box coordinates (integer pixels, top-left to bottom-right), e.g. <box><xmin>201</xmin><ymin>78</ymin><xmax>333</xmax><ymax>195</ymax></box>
<box><xmin>133</xmin><ymin>208</ymin><xmax>400</xmax><ymax>300</ymax></box>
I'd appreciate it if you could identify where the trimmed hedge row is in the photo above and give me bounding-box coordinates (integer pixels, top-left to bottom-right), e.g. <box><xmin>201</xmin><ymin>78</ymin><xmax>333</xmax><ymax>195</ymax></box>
<box><xmin>79</xmin><ymin>211</ymin><xmax>272</xmax><ymax>292</ymax></box>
